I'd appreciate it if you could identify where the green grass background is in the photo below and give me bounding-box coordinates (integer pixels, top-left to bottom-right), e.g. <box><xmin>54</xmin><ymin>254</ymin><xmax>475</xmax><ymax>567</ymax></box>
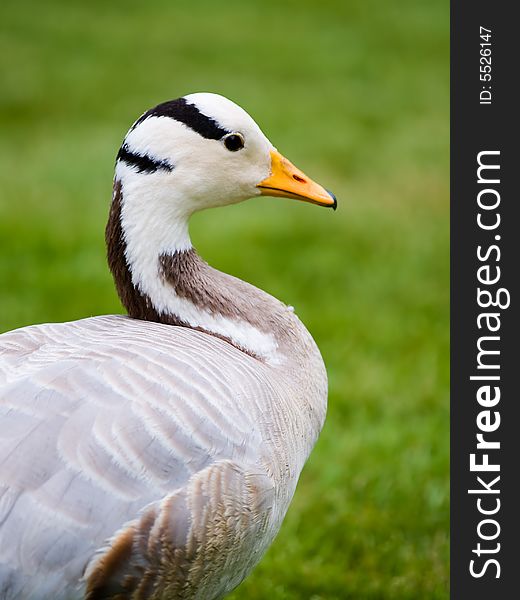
<box><xmin>0</xmin><ymin>0</ymin><xmax>449</xmax><ymax>597</ymax></box>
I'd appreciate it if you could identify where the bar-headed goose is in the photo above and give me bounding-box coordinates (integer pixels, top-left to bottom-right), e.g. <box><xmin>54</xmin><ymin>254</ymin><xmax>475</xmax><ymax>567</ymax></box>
<box><xmin>0</xmin><ymin>93</ymin><xmax>336</xmax><ymax>599</ymax></box>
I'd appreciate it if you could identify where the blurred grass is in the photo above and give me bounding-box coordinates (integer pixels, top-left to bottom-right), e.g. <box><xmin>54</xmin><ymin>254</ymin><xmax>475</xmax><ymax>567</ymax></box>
<box><xmin>0</xmin><ymin>0</ymin><xmax>448</xmax><ymax>598</ymax></box>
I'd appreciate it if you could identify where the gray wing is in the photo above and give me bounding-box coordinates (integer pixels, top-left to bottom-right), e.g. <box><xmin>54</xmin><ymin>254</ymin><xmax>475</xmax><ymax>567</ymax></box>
<box><xmin>0</xmin><ymin>316</ymin><xmax>275</xmax><ymax>599</ymax></box>
<box><xmin>83</xmin><ymin>460</ymin><xmax>275</xmax><ymax>600</ymax></box>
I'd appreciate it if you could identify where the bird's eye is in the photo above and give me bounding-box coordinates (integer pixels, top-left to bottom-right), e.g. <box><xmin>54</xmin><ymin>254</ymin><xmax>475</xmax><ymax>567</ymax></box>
<box><xmin>223</xmin><ymin>133</ymin><xmax>245</xmax><ymax>152</ymax></box>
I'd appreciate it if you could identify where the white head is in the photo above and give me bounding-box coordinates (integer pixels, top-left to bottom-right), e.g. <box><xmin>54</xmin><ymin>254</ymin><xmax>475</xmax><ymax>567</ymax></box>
<box><xmin>116</xmin><ymin>92</ymin><xmax>335</xmax><ymax>222</ymax></box>
<box><xmin>117</xmin><ymin>93</ymin><xmax>280</xmax><ymax>217</ymax></box>
<box><xmin>108</xmin><ymin>93</ymin><xmax>336</xmax><ymax>361</ymax></box>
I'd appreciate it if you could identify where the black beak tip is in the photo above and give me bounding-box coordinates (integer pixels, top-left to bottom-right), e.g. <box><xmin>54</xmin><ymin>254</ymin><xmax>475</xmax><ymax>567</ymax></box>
<box><xmin>327</xmin><ymin>189</ymin><xmax>337</xmax><ymax>211</ymax></box>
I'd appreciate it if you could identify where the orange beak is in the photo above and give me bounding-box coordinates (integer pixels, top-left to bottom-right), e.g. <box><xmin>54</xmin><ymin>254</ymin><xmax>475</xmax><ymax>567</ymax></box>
<box><xmin>257</xmin><ymin>149</ymin><xmax>337</xmax><ymax>210</ymax></box>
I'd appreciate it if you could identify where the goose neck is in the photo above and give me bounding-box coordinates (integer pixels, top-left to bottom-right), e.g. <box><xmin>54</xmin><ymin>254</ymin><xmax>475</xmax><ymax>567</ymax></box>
<box><xmin>107</xmin><ymin>177</ymin><xmax>289</xmax><ymax>363</ymax></box>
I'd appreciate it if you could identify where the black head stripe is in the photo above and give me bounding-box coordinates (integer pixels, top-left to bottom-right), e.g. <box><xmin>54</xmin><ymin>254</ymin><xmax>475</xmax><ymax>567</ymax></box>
<box><xmin>131</xmin><ymin>97</ymin><xmax>229</xmax><ymax>140</ymax></box>
<box><xmin>116</xmin><ymin>143</ymin><xmax>173</xmax><ymax>174</ymax></box>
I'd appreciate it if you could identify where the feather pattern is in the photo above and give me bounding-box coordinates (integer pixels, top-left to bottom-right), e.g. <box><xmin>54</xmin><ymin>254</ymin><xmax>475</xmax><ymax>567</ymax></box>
<box><xmin>0</xmin><ymin>315</ymin><xmax>326</xmax><ymax>599</ymax></box>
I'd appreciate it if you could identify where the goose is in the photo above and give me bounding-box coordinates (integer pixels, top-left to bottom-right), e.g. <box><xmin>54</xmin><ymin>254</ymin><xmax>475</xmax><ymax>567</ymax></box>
<box><xmin>0</xmin><ymin>93</ymin><xmax>336</xmax><ymax>600</ymax></box>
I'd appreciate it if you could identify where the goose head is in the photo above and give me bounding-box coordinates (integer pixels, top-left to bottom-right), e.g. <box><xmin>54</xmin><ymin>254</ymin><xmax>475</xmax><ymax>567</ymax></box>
<box><xmin>115</xmin><ymin>92</ymin><xmax>336</xmax><ymax>221</ymax></box>
<box><xmin>109</xmin><ymin>93</ymin><xmax>335</xmax><ymax>361</ymax></box>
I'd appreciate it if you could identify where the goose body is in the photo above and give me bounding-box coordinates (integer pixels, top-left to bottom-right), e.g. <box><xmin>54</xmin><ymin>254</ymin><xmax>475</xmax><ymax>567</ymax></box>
<box><xmin>0</xmin><ymin>93</ymin><xmax>335</xmax><ymax>599</ymax></box>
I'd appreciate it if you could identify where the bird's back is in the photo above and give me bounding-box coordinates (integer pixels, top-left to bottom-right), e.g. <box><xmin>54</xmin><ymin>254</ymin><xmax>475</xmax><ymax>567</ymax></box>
<box><xmin>0</xmin><ymin>315</ymin><xmax>292</xmax><ymax>599</ymax></box>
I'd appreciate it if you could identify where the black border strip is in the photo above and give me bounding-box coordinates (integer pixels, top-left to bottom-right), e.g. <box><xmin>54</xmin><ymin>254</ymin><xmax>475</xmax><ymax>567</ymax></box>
<box><xmin>451</xmin><ymin>2</ymin><xmax>517</xmax><ymax>597</ymax></box>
